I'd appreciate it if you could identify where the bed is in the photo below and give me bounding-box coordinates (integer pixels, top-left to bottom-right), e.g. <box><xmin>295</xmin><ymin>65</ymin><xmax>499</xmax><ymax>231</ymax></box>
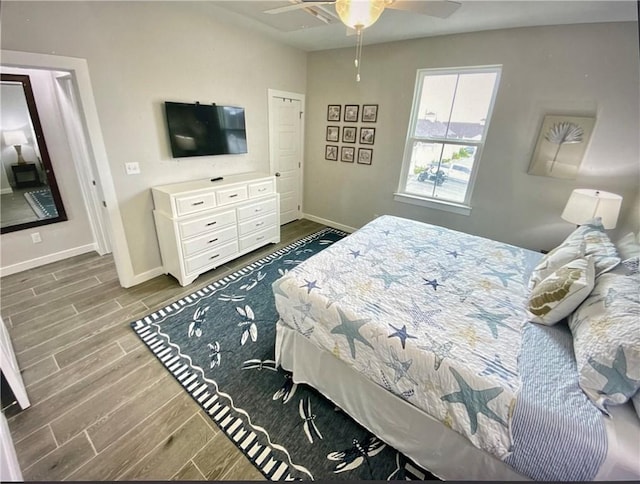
<box><xmin>272</xmin><ymin>215</ymin><xmax>640</xmax><ymax>481</ymax></box>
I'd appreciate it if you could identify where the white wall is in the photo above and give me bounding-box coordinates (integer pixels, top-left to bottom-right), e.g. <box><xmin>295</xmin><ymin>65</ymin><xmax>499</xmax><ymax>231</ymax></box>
<box><xmin>0</xmin><ymin>67</ymin><xmax>95</xmax><ymax>272</ymax></box>
<box><xmin>1</xmin><ymin>1</ymin><xmax>307</xmax><ymax>277</ymax></box>
<box><xmin>304</xmin><ymin>22</ymin><xmax>640</xmax><ymax>251</ymax></box>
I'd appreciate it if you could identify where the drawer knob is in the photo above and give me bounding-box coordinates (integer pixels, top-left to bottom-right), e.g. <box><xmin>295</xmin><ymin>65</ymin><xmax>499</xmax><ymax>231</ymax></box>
<box><xmin>210</xmin><ymin>254</ymin><xmax>220</xmax><ymax>260</ymax></box>
<box><xmin>258</xmin><ymin>188</ymin><xmax>266</xmax><ymax>192</ymax></box>
<box><xmin>255</xmin><ymin>208</ymin><xmax>263</xmax><ymax>212</ymax></box>
<box><xmin>192</xmin><ymin>201</ymin><xmax>205</xmax><ymax>206</ymax></box>
<box><xmin>206</xmin><ymin>221</ymin><xmax>217</xmax><ymax>226</ymax></box>
<box><xmin>256</xmin><ymin>221</ymin><xmax>264</xmax><ymax>227</ymax></box>
<box><xmin>229</xmin><ymin>194</ymin><xmax>238</xmax><ymax>198</ymax></box>
<box><xmin>208</xmin><ymin>238</ymin><xmax>218</xmax><ymax>244</ymax></box>
<box><xmin>256</xmin><ymin>236</ymin><xmax>264</xmax><ymax>241</ymax></box>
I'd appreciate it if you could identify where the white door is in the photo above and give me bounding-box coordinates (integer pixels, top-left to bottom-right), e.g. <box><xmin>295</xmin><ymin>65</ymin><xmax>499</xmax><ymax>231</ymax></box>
<box><xmin>268</xmin><ymin>90</ymin><xmax>304</xmax><ymax>225</ymax></box>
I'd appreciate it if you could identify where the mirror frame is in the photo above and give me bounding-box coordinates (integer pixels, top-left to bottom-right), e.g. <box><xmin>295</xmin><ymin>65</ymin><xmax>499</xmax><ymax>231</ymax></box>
<box><xmin>1</xmin><ymin>73</ymin><xmax>68</xmax><ymax>234</ymax></box>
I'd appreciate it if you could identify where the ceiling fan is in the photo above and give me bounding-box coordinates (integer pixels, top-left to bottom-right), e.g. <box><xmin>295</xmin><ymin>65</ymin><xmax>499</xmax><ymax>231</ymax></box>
<box><xmin>263</xmin><ymin>1</ymin><xmax>461</xmax><ymax>81</ymax></box>
<box><xmin>264</xmin><ymin>0</ymin><xmax>461</xmax><ymax>21</ymax></box>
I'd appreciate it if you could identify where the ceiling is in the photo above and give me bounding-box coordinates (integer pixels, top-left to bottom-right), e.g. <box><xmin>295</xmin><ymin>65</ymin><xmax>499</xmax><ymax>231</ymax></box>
<box><xmin>205</xmin><ymin>1</ymin><xmax>637</xmax><ymax>52</ymax></box>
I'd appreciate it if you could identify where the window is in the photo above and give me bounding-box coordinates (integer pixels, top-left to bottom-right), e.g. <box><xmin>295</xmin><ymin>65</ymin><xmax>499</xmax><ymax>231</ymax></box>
<box><xmin>395</xmin><ymin>66</ymin><xmax>501</xmax><ymax>215</ymax></box>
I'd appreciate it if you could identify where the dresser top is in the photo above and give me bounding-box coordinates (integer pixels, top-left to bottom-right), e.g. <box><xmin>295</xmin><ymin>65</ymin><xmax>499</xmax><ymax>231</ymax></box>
<box><xmin>152</xmin><ymin>172</ymin><xmax>272</xmax><ymax>195</ymax></box>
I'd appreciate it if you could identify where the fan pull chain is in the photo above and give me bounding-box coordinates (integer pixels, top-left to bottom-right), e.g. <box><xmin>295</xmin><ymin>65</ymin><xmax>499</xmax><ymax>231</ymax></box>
<box><xmin>355</xmin><ymin>26</ymin><xmax>363</xmax><ymax>82</ymax></box>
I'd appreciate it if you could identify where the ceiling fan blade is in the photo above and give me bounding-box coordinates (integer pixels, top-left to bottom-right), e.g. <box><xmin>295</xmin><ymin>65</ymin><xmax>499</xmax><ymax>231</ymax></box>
<box><xmin>264</xmin><ymin>1</ymin><xmax>335</xmax><ymax>15</ymax></box>
<box><xmin>386</xmin><ymin>0</ymin><xmax>461</xmax><ymax>19</ymax></box>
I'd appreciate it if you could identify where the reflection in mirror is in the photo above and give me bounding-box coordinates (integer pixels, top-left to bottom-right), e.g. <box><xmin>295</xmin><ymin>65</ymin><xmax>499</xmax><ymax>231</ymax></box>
<box><xmin>1</xmin><ymin>73</ymin><xmax>67</xmax><ymax>233</ymax></box>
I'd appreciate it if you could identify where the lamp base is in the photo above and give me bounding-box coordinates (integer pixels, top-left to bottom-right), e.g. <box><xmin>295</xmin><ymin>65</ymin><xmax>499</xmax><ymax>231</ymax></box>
<box><xmin>14</xmin><ymin>145</ymin><xmax>27</xmax><ymax>165</ymax></box>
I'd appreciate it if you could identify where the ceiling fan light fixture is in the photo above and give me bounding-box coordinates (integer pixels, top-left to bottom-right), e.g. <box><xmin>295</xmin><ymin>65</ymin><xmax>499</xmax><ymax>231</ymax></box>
<box><xmin>335</xmin><ymin>0</ymin><xmax>386</xmax><ymax>29</ymax></box>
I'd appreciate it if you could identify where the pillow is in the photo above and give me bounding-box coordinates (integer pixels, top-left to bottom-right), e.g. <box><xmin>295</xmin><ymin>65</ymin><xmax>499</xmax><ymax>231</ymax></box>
<box><xmin>616</xmin><ymin>232</ymin><xmax>640</xmax><ymax>260</ymax></box>
<box><xmin>568</xmin><ymin>272</ymin><xmax>640</xmax><ymax>413</ymax></box>
<box><xmin>561</xmin><ymin>218</ymin><xmax>620</xmax><ymax>277</ymax></box>
<box><xmin>632</xmin><ymin>391</ymin><xmax>640</xmax><ymax>420</ymax></box>
<box><xmin>528</xmin><ymin>240</ymin><xmax>586</xmax><ymax>289</ymax></box>
<box><xmin>528</xmin><ymin>256</ymin><xmax>595</xmax><ymax>326</ymax></box>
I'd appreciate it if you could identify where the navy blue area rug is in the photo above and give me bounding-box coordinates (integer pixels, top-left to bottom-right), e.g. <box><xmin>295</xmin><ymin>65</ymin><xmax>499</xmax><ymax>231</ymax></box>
<box><xmin>24</xmin><ymin>187</ymin><xmax>58</xmax><ymax>219</ymax></box>
<box><xmin>131</xmin><ymin>228</ymin><xmax>437</xmax><ymax>481</ymax></box>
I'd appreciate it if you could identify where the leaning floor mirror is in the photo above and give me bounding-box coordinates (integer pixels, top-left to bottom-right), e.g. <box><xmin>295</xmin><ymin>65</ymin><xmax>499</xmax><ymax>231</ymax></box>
<box><xmin>1</xmin><ymin>73</ymin><xmax>67</xmax><ymax>234</ymax></box>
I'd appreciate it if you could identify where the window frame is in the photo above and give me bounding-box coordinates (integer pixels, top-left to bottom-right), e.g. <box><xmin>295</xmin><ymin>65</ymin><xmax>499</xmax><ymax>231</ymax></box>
<box><xmin>395</xmin><ymin>65</ymin><xmax>502</xmax><ymax>215</ymax></box>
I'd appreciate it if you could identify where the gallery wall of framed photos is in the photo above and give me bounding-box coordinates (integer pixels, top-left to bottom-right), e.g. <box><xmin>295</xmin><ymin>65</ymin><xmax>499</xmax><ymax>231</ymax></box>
<box><xmin>325</xmin><ymin>104</ymin><xmax>377</xmax><ymax>165</ymax></box>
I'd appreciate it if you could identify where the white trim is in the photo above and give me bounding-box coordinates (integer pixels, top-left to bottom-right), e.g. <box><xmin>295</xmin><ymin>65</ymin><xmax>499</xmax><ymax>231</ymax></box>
<box><xmin>0</xmin><ymin>413</ymin><xmax>23</xmax><ymax>482</ymax></box>
<box><xmin>53</xmin><ymin>73</ymin><xmax>111</xmax><ymax>255</ymax></box>
<box><xmin>301</xmin><ymin>213</ymin><xmax>357</xmax><ymax>233</ymax></box>
<box><xmin>128</xmin><ymin>266</ymin><xmax>166</xmax><ymax>286</ymax></box>
<box><xmin>0</xmin><ymin>188</ymin><xmax>13</xmax><ymax>195</ymax></box>
<box><xmin>1</xmin><ymin>50</ymin><xmax>135</xmax><ymax>287</ymax></box>
<box><xmin>0</xmin><ymin>243</ymin><xmax>96</xmax><ymax>277</ymax></box>
<box><xmin>268</xmin><ymin>89</ymin><xmax>305</xmax><ymax>221</ymax></box>
<box><xmin>393</xmin><ymin>192</ymin><xmax>472</xmax><ymax>216</ymax></box>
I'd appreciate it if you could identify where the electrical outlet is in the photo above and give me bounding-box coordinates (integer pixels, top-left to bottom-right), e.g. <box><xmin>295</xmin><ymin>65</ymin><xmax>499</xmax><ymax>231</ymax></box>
<box><xmin>125</xmin><ymin>162</ymin><xmax>141</xmax><ymax>175</ymax></box>
<box><xmin>31</xmin><ymin>232</ymin><xmax>42</xmax><ymax>244</ymax></box>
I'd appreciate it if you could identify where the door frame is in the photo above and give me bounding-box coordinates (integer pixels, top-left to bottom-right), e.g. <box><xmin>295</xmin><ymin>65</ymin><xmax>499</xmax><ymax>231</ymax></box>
<box><xmin>1</xmin><ymin>50</ymin><xmax>136</xmax><ymax>287</ymax></box>
<box><xmin>267</xmin><ymin>89</ymin><xmax>305</xmax><ymax>222</ymax></box>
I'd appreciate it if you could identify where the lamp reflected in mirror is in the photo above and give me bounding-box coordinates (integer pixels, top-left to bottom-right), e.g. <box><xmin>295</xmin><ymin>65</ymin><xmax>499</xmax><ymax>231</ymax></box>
<box><xmin>1</xmin><ymin>73</ymin><xmax>67</xmax><ymax>233</ymax></box>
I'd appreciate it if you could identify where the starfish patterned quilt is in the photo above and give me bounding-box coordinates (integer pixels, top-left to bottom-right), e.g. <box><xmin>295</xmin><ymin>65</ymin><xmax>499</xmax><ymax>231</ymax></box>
<box><xmin>273</xmin><ymin>215</ymin><xmax>541</xmax><ymax>460</ymax></box>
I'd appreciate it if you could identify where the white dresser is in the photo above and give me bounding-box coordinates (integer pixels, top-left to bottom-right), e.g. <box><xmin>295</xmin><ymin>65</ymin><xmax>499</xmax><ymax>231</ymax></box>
<box><xmin>152</xmin><ymin>172</ymin><xmax>280</xmax><ymax>286</ymax></box>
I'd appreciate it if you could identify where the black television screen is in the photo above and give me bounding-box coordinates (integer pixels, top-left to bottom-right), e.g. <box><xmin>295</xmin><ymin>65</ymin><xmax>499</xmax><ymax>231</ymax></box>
<box><xmin>164</xmin><ymin>102</ymin><xmax>248</xmax><ymax>158</ymax></box>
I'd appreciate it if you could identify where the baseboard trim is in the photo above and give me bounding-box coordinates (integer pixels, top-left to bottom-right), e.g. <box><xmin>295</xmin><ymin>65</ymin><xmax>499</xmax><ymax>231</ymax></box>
<box><xmin>125</xmin><ymin>266</ymin><xmax>166</xmax><ymax>288</ymax></box>
<box><xmin>302</xmin><ymin>213</ymin><xmax>358</xmax><ymax>233</ymax></box>
<box><xmin>0</xmin><ymin>188</ymin><xmax>13</xmax><ymax>195</ymax></box>
<box><xmin>0</xmin><ymin>243</ymin><xmax>97</xmax><ymax>277</ymax></box>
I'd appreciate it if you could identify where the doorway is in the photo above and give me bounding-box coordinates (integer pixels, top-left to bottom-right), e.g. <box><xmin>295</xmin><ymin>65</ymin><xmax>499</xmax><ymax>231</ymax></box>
<box><xmin>268</xmin><ymin>89</ymin><xmax>305</xmax><ymax>225</ymax></box>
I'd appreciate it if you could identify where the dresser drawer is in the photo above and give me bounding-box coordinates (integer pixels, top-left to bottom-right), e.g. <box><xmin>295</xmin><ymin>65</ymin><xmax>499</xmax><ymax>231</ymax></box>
<box><xmin>237</xmin><ymin>197</ymin><xmax>277</xmax><ymax>222</ymax></box>
<box><xmin>185</xmin><ymin>240</ymin><xmax>238</xmax><ymax>274</ymax></box>
<box><xmin>248</xmin><ymin>179</ymin><xmax>275</xmax><ymax>198</ymax></box>
<box><xmin>175</xmin><ymin>193</ymin><xmax>216</xmax><ymax>216</ymax></box>
<box><xmin>239</xmin><ymin>226</ymin><xmax>279</xmax><ymax>252</ymax></box>
<box><xmin>178</xmin><ymin>210</ymin><xmax>236</xmax><ymax>239</ymax></box>
<box><xmin>216</xmin><ymin>186</ymin><xmax>248</xmax><ymax>206</ymax></box>
<box><xmin>181</xmin><ymin>225</ymin><xmax>237</xmax><ymax>258</ymax></box>
<box><xmin>238</xmin><ymin>212</ymin><xmax>278</xmax><ymax>237</ymax></box>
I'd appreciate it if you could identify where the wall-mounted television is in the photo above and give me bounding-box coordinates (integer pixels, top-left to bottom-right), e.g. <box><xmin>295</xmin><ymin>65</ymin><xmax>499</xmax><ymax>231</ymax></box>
<box><xmin>164</xmin><ymin>101</ymin><xmax>247</xmax><ymax>158</ymax></box>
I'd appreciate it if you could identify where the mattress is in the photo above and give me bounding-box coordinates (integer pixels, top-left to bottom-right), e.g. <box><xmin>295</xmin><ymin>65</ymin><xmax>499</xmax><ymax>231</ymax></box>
<box><xmin>275</xmin><ymin>322</ymin><xmax>640</xmax><ymax>481</ymax></box>
<box><xmin>274</xmin><ymin>215</ymin><xmax>541</xmax><ymax>460</ymax></box>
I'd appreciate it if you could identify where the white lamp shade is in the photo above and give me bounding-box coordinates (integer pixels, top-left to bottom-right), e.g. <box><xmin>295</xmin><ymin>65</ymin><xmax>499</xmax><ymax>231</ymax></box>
<box><xmin>3</xmin><ymin>130</ymin><xmax>28</xmax><ymax>146</ymax></box>
<box><xmin>561</xmin><ymin>189</ymin><xmax>622</xmax><ymax>229</ymax></box>
<box><xmin>335</xmin><ymin>0</ymin><xmax>386</xmax><ymax>29</ymax></box>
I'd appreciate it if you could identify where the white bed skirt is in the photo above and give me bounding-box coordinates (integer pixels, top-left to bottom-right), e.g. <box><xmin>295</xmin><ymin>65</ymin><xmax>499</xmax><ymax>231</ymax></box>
<box><xmin>275</xmin><ymin>321</ymin><xmax>527</xmax><ymax>481</ymax></box>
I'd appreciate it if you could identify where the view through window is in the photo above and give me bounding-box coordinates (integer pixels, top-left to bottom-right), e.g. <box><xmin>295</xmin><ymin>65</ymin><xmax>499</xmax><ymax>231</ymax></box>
<box><xmin>397</xmin><ymin>66</ymin><xmax>501</xmax><ymax>208</ymax></box>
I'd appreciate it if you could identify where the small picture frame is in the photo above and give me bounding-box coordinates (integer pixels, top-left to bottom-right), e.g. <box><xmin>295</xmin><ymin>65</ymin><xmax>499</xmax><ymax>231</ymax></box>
<box><xmin>327</xmin><ymin>105</ymin><xmax>341</xmax><ymax>122</ymax></box>
<box><xmin>344</xmin><ymin>104</ymin><xmax>359</xmax><ymax>122</ymax></box>
<box><xmin>325</xmin><ymin>145</ymin><xmax>338</xmax><ymax>161</ymax></box>
<box><xmin>360</xmin><ymin>127</ymin><xmax>375</xmax><ymax>145</ymax></box>
<box><xmin>341</xmin><ymin>146</ymin><xmax>355</xmax><ymax>163</ymax></box>
<box><xmin>342</xmin><ymin>126</ymin><xmax>357</xmax><ymax>143</ymax></box>
<box><xmin>358</xmin><ymin>148</ymin><xmax>373</xmax><ymax>165</ymax></box>
<box><xmin>326</xmin><ymin>126</ymin><xmax>339</xmax><ymax>142</ymax></box>
<box><xmin>362</xmin><ymin>104</ymin><xmax>378</xmax><ymax>123</ymax></box>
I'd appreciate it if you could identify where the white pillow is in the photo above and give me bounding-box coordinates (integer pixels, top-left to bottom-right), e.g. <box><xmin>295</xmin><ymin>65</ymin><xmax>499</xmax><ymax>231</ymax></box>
<box><xmin>528</xmin><ymin>256</ymin><xmax>595</xmax><ymax>326</ymax></box>
<box><xmin>632</xmin><ymin>391</ymin><xmax>640</xmax><ymax>421</ymax></box>
<box><xmin>528</xmin><ymin>240</ymin><xmax>586</xmax><ymax>289</ymax></box>
<box><xmin>561</xmin><ymin>218</ymin><xmax>620</xmax><ymax>277</ymax></box>
<box><xmin>616</xmin><ymin>232</ymin><xmax>640</xmax><ymax>260</ymax></box>
<box><xmin>569</xmin><ymin>272</ymin><xmax>640</xmax><ymax>412</ymax></box>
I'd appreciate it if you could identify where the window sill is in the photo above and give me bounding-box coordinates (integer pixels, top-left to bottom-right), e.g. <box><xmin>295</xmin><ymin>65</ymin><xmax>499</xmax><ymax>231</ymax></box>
<box><xmin>393</xmin><ymin>192</ymin><xmax>472</xmax><ymax>216</ymax></box>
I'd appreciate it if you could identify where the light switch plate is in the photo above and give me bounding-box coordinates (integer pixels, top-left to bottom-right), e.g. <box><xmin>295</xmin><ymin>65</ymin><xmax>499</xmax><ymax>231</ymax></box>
<box><xmin>125</xmin><ymin>162</ymin><xmax>140</xmax><ymax>175</ymax></box>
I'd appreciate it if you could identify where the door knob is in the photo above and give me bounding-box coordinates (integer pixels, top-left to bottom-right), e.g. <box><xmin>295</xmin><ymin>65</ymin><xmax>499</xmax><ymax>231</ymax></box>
<box><xmin>275</xmin><ymin>172</ymin><xmax>281</xmax><ymax>177</ymax></box>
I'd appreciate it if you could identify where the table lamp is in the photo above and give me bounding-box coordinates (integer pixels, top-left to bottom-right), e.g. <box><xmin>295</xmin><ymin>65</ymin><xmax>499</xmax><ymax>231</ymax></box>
<box><xmin>3</xmin><ymin>130</ymin><xmax>28</xmax><ymax>165</ymax></box>
<box><xmin>561</xmin><ymin>189</ymin><xmax>622</xmax><ymax>229</ymax></box>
